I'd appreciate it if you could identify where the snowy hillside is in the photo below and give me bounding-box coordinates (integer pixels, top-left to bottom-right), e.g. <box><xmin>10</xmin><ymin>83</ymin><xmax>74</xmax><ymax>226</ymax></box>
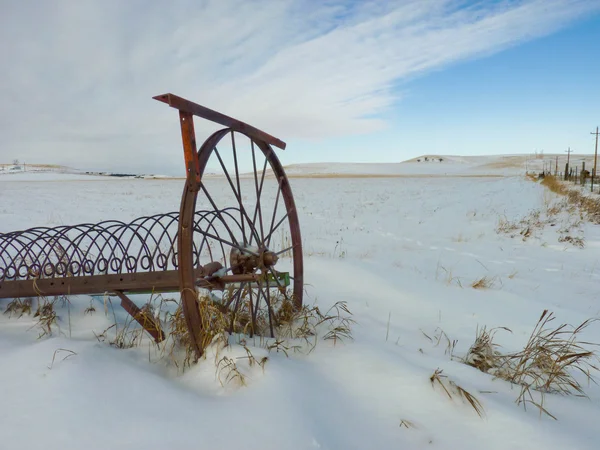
<box><xmin>279</xmin><ymin>154</ymin><xmax>594</xmax><ymax>178</ymax></box>
<box><xmin>5</xmin><ymin>153</ymin><xmax>591</xmax><ymax>180</ymax></box>
<box><xmin>1</xmin><ymin>172</ymin><xmax>600</xmax><ymax>449</ymax></box>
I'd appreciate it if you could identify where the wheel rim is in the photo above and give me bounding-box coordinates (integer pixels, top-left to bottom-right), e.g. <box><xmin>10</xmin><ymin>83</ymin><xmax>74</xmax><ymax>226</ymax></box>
<box><xmin>182</xmin><ymin>128</ymin><xmax>303</xmax><ymax>346</ymax></box>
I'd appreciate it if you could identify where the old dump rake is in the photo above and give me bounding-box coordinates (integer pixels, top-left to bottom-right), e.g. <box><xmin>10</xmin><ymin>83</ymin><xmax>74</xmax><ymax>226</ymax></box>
<box><xmin>0</xmin><ymin>94</ymin><xmax>303</xmax><ymax>360</ymax></box>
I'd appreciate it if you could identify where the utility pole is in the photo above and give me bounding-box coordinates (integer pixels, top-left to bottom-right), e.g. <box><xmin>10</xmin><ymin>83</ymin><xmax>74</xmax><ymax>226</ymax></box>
<box><xmin>592</xmin><ymin>127</ymin><xmax>599</xmax><ymax>191</ymax></box>
<box><xmin>565</xmin><ymin>147</ymin><xmax>573</xmax><ymax>181</ymax></box>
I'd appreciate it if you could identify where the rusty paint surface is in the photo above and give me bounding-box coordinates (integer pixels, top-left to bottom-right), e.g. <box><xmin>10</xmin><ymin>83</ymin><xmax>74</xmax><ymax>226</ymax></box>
<box><xmin>153</xmin><ymin>93</ymin><xmax>286</xmax><ymax>150</ymax></box>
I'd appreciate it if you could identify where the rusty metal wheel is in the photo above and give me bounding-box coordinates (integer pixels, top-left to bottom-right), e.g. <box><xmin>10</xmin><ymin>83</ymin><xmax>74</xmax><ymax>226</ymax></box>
<box><xmin>179</xmin><ymin>127</ymin><xmax>303</xmax><ymax>355</ymax></box>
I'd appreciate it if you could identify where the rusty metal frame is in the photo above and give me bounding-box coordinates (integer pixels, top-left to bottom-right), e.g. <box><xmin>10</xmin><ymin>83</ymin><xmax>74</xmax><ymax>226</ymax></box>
<box><xmin>0</xmin><ymin>93</ymin><xmax>301</xmax><ymax>361</ymax></box>
<box><xmin>153</xmin><ymin>93</ymin><xmax>286</xmax><ymax>150</ymax></box>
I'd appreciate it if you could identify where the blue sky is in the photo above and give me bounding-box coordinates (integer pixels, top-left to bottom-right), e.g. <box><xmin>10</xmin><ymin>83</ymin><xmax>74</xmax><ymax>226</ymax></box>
<box><xmin>292</xmin><ymin>11</ymin><xmax>600</xmax><ymax>165</ymax></box>
<box><xmin>1</xmin><ymin>0</ymin><xmax>600</xmax><ymax>175</ymax></box>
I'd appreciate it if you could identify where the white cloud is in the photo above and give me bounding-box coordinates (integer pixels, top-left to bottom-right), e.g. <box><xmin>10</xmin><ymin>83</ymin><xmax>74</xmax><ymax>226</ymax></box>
<box><xmin>0</xmin><ymin>0</ymin><xmax>598</xmax><ymax>173</ymax></box>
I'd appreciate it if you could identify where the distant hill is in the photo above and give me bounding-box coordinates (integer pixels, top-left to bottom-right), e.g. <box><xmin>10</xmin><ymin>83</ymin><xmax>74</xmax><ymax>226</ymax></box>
<box><xmin>3</xmin><ymin>153</ymin><xmax>593</xmax><ymax>180</ymax></box>
<box><xmin>275</xmin><ymin>153</ymin><xmax>595</xmax><ymax>178</ymax></box>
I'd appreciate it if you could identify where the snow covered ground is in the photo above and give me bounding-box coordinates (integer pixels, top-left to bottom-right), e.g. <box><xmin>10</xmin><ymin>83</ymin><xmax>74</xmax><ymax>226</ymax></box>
<box><xmin>1</xmin><ymin>171</ymin><xmax>600</xmax><ymax>449</ymax></box>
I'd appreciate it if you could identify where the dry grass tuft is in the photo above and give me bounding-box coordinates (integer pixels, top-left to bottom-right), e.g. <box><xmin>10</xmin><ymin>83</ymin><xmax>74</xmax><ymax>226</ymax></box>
<box><xmin>275</xmin><ymin>300</ymin><xmax>355</xmax><ymax>348</ymax></box>
<box><xmin>462</xmin><ymin>310</ymin><xmax>600</xmax><ymax>419</ymax></box>
<box><xmin>435</xmin><ymin>264</ymin><xmax>463</xmax><ymax>288</ymax></box>
<box><xmin>32</xmin><ymin>298</ymin><xmax>58</xmax><ymax>338</ymax></box>
<box><xmin>558</xmin><ymin>235</ymin><xmax>585</xmax><ymax>248</ymax></box>
<box><xmin>525</xmin><ymin>173</ymin><xmax>538</xmax><ymax>182</ymax></box>
<box><xmin>540</xmin><ymin>175</ymin><xmax>569</xmax><ymax>196</ymax></box>
<box><xmin>471</xmin><ymin>276</ymin><xmax>497</xmax><ymax>290</ymax></box>
<box><xmin>495</xmin><ymin>215</ymin><xmax>521</xmax><ymax>235</ymax></box>
<box><xmin>155</xmin><ymin>290</ymin><xmax>355</xmax><ymax>375</ymax></box>
<box><xmin>3</xmin><ymin>298</ymin><xmax>33</xmax><ymax>318</ymax></box>
<box><xmin>464</xmin><ymin>326</ymin><xmax>511</xmax><ymax>372</ymax></box>
<box><xmin>215</xmin><ymin>356</ymin><xmax>247</xmax><ymax>387</ymax></box>
<box><xmin>430</xmin><ymin>368</ymin><xmax>485</xmax><ymax>418</ymax></box>
<box><xmin>499</xmin><ymin>310</ymin><xmax>599</xmax><ymax>418</ymax></box>
<box><xmin>83</xmin><ymin>299</ymin><xmax>96</xmax><ymax>315</ymax></box>
<box><xmin>399</xmin><ymin>419</ymin><xmax>417</xmax><ymax>429</ymax></box>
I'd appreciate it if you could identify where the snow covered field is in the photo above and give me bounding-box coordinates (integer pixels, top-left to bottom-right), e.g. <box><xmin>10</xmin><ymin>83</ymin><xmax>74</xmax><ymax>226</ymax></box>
<box><xmin>1</xmin><ymin>172</ymin><xmax>600</xmax><ymax>449</ymax></box>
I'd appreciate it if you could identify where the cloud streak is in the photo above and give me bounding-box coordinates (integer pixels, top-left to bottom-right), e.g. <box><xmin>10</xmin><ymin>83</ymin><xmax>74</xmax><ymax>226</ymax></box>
<box><xmin>1</xmin><ymin>0</ymin><xmax>598</xmax><ymax>173</ymax></box>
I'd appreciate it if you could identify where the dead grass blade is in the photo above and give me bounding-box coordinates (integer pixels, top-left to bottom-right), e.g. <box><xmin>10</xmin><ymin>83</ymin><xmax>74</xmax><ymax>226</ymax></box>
<box><xmin>47</xmin><ymin>348</ymin><xmax>77</xmax><ymax>369</ymax></box>
<box><xmin>430</xmin><ymin>368</ymin><xmax>485</xmax><ymax>418</ymax></box>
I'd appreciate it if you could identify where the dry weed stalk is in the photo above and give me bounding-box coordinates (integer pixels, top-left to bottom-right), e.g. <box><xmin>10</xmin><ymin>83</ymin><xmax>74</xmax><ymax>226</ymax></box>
<box><xmin>215</xmin><ymin>356</ymin><xmax>247</xmax><ymax>387</ymax></box>
<box><xmin>430</xmin><ymin>368</ymin><xmax>485</xmax><ymax>418</ymax></box>
<box><xmin>431</xmin><ymin>327</ymin><xmax>458</xmax><ymax>357</ymax></box>
<box><xmin>436</xmin><ymin>264</ymin><xmax>463</xmax><ymax>287</ymax></box>
<box><xmin>47</xmin><ymin>348</ymin><xmax>77</xmax><ymax>369</ymax></box>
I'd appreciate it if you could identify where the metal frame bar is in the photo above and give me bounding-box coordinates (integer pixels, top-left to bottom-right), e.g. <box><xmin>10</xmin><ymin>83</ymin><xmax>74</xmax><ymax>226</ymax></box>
<box><xmin>0</xmin><ymin>268</ymin><xmax>257</xmax><ymax>299</ymax></box>
<box><xmin>153</xmin><ymin>93</ymin><xmax>286</xmax><ymax>150</ymax></box>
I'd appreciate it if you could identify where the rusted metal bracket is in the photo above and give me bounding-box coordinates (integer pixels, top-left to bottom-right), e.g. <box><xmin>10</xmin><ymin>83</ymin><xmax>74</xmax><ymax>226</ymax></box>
<box><xmin>114</xmin><ymin>291</ymin><xmax>165</xmax><ymax>344</ymax></box>
<box><xmin>153</xmin><ymin>93</ymin><xmax>286</xmax><ymax>150</ymax></box>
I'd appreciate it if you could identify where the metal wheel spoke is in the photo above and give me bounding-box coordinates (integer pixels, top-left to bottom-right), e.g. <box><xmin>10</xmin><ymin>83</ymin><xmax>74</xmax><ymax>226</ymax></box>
<box><xmin>250</xmin><ymin>283</ymin><xmax>261</xmax><ymax>332</ymax></box>
<box><xmin>258</xmin><ymin>278</ymin><xmax>275</xmax><ymax>338</ymax></box>
<box><xmin>267</xmin><ymin>182</ymin><xmax>282</xmax><ymax>248</ymax></box>
<box><xmin>229</xmin><ymin>284</ymin><xmax>245</xmax><ymax>333</ymax></box>
<box><xmin>265</xmin><ymin>210</ymin><xmax>291</xmax><ymax>247</ymax></box>
<box><xmin>199</xmin><ymin>184</ymin><xmax>240</xmax><ymax>246</ymax></box>
<box><xmin>250</xmin><ymin>156</ymin><xmax>269</xmax><ymax>245</ymax></box>
<box><xmin>249</xmin><ymin>141</ymin><xmax>266</xmax><ymax>247</ymax></box>
<box><xmin>274</xmin><ymin>244</ymin><xmax>296</xmax><ymax>256</ymax></box>
<box><xmin>212</xmin><ymin>147</ymin><xmax>262</xmax><ymax>246</ymax></box>
<box><xmin>247</xmin><ymin>285</ymin><xmax>255</xmax><ymax>336</ymax></box>
<box><xmin>200</xmin><ymin>230</ymin><xmax>259</xmax><ymax>257</ymax></box>
<box><xmin>231</xmin><ymin>131</ymin><xmax>246</xmax><ymax>244</ymax></box>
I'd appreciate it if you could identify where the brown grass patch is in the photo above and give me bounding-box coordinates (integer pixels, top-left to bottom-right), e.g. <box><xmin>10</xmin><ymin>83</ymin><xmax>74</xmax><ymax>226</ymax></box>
<box><xmin>541</xmin><ymin>175</ymin><xmax>600</xmax><ymax>223</ymax></box>
<box><xmin>471</xmin><ymin>276</ymin><xmax>497</xmax><ymax>289</ymax></box>
<box><xmin>463</xmin><ymin>310</ymin><xmax>600</xmax><ymax>419</ymax></box>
